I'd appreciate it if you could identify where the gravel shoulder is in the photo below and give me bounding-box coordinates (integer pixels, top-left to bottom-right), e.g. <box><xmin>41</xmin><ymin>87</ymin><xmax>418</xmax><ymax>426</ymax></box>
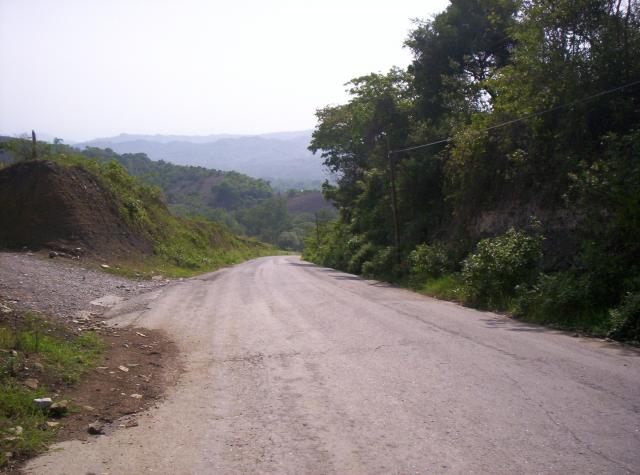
<box><xmin>0</xmin><ymin>252</ymin><xmax>168</xmax><ymax>318</ymax></box>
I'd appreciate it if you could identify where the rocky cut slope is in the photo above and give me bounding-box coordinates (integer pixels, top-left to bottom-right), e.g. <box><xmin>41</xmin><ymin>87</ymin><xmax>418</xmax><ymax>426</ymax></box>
<box><xmin>0</xmin><ymin>160</ymin><xmax>154</xmax><ymax>258</ymax></box>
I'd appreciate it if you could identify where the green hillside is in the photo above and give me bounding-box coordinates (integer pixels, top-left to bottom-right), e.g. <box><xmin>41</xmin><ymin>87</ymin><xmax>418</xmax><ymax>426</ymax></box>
<box><xmin>0</xmin><ymin>140</ymin><xmax>277</xmax><ymax>277</ymax></box>
<box><xmin>78</xmin><ymin>146</ymin><xmax>335</xmax><ymax>250</ymax></box>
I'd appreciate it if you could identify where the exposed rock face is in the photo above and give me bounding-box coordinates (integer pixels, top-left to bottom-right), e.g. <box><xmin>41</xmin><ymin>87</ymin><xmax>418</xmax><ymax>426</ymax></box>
<box><xmin>0</xmin><ymin>160</ymin><xmax>153</xmax><ymax>258</ymax></box>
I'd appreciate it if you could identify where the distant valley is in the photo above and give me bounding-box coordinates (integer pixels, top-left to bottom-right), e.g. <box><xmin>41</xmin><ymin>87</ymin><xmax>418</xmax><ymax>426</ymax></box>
<box><xmin>75</xmin><ymin>130</ymin><xmax>327</xmax><ymax>190</ymax></box>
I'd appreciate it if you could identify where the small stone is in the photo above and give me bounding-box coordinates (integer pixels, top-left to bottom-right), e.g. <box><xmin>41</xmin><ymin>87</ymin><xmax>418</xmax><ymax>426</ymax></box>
<box><xmin>24</xmin><ymin>378</ymin><xmax>39</xmax><ymax>390</ymax></box>
<box><xmin>125</xmin><ymin>419</ymin><xmax>138</xmax><ymax>428</ymax></box>
<box><xmin>10</xmin><ymin>350</ymin><xmax>17</xmax><ymax>357</ymax></box>
<box><xmin>82</xmin><ymin>405</ymin><xmax>96</xmax><ymax>412</ymax></box>
<box><xmin>135</xmin><ymin>332</ymin><xmax>147</xmax><ymax>338</ymax></box>
<box><xmin>101</xmin><ymin>264</ymin><xmax>110</xmax><ymax>269</ymax></box>
<box><xmin>151</xmin><ymin>275</ymin><xmax>163</xmax><ymax>281</ymax></box>
<box><xmin>130</xmin><ymin>393</ymin><xmax>142</xmax><ymax>399</ymax></box>
<box><xmin>49</xmin><ymin>251</ymin><xmax>58</xmax><ymax>258</ymax></box>
<box><xmin>34</xmin><ymin>397</ymin><xmax>53</xmax><ymax>408</ymax></box>
<box><xmin>49</xmin><ymin>400</ymin><xmax>69</xmax><ymax>417</ymax></box>
<box><xmin>34</xmin><ymin>362</ymin><xmax>45</xmax><ymax>371</ymax></box>
<box><xmin>0</xmin><ymin>303</ymin><xmax>11</xmax><ymax>314</ymax></box>
<box><xmin>87</xmin><ymin>421</ymin><xmax>105</xmax><ymax>435</ymax></box>
<box><xmin>46</xmin><ymin>421</ymin><xmax>60</xmax><ymax>428</ymax></box>
<box><xmin>118</xmin><ymin>365</ymin><xmax>129</xmax><ymax>373</ymax></box>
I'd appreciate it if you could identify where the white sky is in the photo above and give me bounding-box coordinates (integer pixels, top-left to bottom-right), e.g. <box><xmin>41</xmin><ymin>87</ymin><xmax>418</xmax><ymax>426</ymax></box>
<box><xmin>0</xmin><ymin>0</ymin><xmax>449</xmax><ymax>141</ymax></box>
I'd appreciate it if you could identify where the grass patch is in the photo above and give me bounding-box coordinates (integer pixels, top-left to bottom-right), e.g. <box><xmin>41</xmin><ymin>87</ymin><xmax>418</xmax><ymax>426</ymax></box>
<box><xmin>0</xmin><ymin>311</ymin><xmax>104</xmax><ymax>467</ymax></box>
<box><xmin>103</xmin><ymin>234</ymin><xmax>283</xmax><ymax>279</ymax></box>
<box><xmin>0</xmin><ymin>383</ymin><xmax>53</xmax><ymax>467</ymax></box>
<box><xmin>412</xmin><ymin>274</ymin><xmax>464</xmax><ymax>301</ymax></box>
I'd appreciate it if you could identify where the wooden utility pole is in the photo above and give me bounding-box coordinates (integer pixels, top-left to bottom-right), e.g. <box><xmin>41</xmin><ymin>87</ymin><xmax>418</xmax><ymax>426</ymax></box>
<box><xmin>386</xmin><ymin>135</ymin><xmax>400</xmax><ymax>264</ymax></box>
<box><xmin>31</xmin><ymin>130</ymin><xmax>37</xmax><ymax>160</ymax></box>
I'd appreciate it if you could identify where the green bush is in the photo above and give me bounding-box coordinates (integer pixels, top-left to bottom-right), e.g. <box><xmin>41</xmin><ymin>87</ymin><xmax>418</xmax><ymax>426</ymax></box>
<box><xmin>361</xmin><ymin>246</ymin><xmax>395</xmax><ymax>278</ymax></box>
<box><xmin>462</xmin><ymin>228</ymin><xmax>543</xmax><ymax>309</ymax></box>
<box><xmin>515</xmin><ymin>271</ymin><xmax>593</xmax><ymax>321</ymax></box>
<box><xmin>347</xmin><ymin>241</ymin><xmax>377</xmax><ymax>275</ymax></box>
<box><xmin>609</xmin><ymin>292</ymin><xmax>640</xmax><ymax>342</ymax></box>
<box><xmin>408</xmin><ymin>242</ymin><xmax>451</xmax><ymax>278</ymax></box>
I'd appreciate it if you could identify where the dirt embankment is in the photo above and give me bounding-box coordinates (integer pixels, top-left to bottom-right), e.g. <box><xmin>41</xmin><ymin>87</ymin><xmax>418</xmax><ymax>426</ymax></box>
<box><xmin>0</xmin><ymin>160</ymin><xmax>153</xmax><ymax>258</ymax></box>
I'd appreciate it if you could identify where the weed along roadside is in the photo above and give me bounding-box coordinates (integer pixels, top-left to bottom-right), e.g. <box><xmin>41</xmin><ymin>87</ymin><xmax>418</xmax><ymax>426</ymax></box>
<box><xmin>0</xmin><ymin>300</ymin><xmax>179</xmax><ymax>472</ymax></box>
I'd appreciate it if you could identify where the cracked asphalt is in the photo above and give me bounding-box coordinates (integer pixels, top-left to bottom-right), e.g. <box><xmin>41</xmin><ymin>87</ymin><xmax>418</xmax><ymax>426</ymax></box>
<box><xmin>25</xmin><ymin>256</ymin><xmax>640</xmax><ymax>474</ymax></box>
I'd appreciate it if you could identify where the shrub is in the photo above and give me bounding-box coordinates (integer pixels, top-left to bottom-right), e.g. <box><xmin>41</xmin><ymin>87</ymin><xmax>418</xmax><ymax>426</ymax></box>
<box><xmin>361</xmin><ymin>246</ymin><xmax>395</xmax><ymax>278</ymax></box>
<box><xmin>408</xmin><ymin>242</ymin><xmax>451</xmax><ymax>278</ymax></box>
<box><xmin>609</xmin><ymin>292</ymin><xmax>640</xmax><ymax>342</ymax></box>
<box><xmin>347</xmin><ymin>241</ymin><xmax>377</xmax><ymax>275</ymax></box>
<box><xmin>515</xmin><ymin>271</ymin><xmax>593</xmax><ymax>321</ymax></box>
<box><xmin>462</xmin><ymin>228</ymin><xmax>543</xmax><ymax>309</ymax></box>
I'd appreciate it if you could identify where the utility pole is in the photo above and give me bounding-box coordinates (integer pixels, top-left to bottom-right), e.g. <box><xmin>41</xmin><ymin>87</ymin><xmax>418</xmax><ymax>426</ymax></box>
<box><xmin>386</xmin><ymin>134</ymin><xmax>400</xmax><ymax>264</ymax></box>
<box><xmin>31</xmin><ymin>130</ymin><xmax>37</xmax><ymax>160</ymax></box>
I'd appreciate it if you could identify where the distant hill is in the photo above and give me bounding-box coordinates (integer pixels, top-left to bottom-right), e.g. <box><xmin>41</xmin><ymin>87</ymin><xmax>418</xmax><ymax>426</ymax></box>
<box><xmin>75</xmin><ymin>130</ymin><xmax>327</xmax><ymax>190</ymax></box>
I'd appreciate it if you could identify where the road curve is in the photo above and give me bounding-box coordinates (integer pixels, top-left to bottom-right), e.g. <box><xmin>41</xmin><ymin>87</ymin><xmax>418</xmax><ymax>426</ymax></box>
<box><xmin>26</xmin><ymin>256</ymin><xmax>640</xmax><ymax>474</ymax></box>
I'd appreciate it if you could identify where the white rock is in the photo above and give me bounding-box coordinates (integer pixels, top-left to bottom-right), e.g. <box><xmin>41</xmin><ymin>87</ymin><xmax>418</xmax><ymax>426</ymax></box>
<box><xmin>34</xmin><ymin>397</ymin><xmax>53</xmax><ymax>408</ymax></box>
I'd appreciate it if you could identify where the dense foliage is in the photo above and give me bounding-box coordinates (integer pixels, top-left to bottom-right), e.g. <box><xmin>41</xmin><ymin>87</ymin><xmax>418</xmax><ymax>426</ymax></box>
<box><xmin>304</xmin><ymin>0</ymin><xmax>640</xmax><ymax>341</ymax></box>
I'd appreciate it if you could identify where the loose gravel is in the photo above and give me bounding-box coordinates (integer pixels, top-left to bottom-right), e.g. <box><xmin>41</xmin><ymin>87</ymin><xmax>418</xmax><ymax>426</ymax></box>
<box><xmin>0</xmin><ymin>252</ymin><xmax>168</xmax><ymax>318</ymax></box>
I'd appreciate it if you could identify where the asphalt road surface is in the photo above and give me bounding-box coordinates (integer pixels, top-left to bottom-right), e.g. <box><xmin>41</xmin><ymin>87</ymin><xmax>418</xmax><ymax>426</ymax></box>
<box><xmin>26</xmin><ymin>256</ymin><xmax>640</xmax><ymax>474</ymax></box>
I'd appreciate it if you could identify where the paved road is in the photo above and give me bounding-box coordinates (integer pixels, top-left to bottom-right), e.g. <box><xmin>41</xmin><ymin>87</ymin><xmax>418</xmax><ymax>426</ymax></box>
<box><xmin>26</xmin><ymin>256</ymin><xmax>640</xmax><ymax>474</ymax></box>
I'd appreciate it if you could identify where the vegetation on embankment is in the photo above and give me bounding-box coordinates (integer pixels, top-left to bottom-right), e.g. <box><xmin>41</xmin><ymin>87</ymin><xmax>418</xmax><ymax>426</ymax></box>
<box><xmin>303</xmin><ymin>0</ymin><xmax>640</xmax><ymax>343</ymax></box>
<box><xmin>0</xmin><ymin>144</ymin><xmax>280</xmax><ymax>277</ymax></box>
<box><xmin>79</xmin><ymin>146</ymin><xmax>336</xmax><ymax>251</ymax></box>
<box><xmin>0</xmin><ymin>310</ymin><xmax>104</xmax><ymax>468</ymax></box>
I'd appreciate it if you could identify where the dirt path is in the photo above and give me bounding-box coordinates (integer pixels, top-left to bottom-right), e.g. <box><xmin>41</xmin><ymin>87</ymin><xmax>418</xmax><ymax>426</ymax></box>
<box><xmin>24</xmin><ymin>256</ymin><xmax>640</xmax><ymax>474</ymax></box>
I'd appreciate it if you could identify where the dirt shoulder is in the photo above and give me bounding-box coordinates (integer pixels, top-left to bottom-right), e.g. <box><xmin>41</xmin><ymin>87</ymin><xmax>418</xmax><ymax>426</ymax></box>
<box><xmin>0</xmin><ymin>252</ymin><xmax>181</xmax><ymax>473</ymax></box>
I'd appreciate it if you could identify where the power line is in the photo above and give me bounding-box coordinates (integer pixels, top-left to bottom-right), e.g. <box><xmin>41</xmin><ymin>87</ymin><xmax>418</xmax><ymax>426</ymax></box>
<box><xmin>389</xmin><ymin>78</ymin><xmax>640</xmax><ymax>155</ymax></box>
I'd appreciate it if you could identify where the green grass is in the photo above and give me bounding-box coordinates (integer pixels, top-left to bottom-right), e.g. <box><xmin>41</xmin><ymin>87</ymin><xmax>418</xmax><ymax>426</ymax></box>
<box><xmin>412</xmin><ymin>274</ymin><xmax>464</xmax><ymax>302</ymax></box>
<box><xmin>0</xmin><ymin>326</ymin><xmax>103</xmax><ymax>384</ymax></box>
<box><xmin>0</xmin><ymin>313</ymin><xmax>105</xmax><ymax>467</ymax></box>
<box><xmin>0</xmin><ymin>382</ymin><xmax>54</xmax><ymax>467</ymax></box>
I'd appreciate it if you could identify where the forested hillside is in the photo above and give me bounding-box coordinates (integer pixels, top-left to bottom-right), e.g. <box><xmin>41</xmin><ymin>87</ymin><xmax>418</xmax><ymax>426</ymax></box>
<box><xmin>304</xmin><ymin>0</ymin><xmax>640</xmax><ymax>341</ymax></box>
<box><xmin>76</xmin><ymin>131</ymin><xmax>324</xmax><ymax>190</ymax></box>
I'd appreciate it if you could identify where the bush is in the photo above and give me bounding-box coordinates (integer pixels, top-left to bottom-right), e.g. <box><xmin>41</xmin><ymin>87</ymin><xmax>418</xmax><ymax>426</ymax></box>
<box><xmin>408</xmin><ymin>242</ymin><xmax>451</xmax><ymax>278</ymax></box>
<box><xmin>347</xmin><ymin>241</ymin><xmax>377</xmax><ymax>275</ymax></box>
<box><xmin>462</xmin><ymin>228</ymin><xmax>543</xmax><ymax>309</ymax></box>
<box><xmin>515</xmin><ymin>271</ymin><xmax>593</xmax><ymax>320</ymax></box>
<box><xmin>609</xmin><ymin>292</ymin><xmax>640</xmax><ymax>342</ymax></box>
<box><xmin>361</xmin><ymin>246</ymin><xmax>395</xmax><ymax>278</ymax></box>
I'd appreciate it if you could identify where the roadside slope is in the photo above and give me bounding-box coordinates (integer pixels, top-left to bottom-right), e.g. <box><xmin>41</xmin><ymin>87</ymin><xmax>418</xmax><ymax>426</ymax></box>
<box><xmin>25</xmin><ymin>256</ymin><xmax>640</xmax><ymax>474</ymax></box>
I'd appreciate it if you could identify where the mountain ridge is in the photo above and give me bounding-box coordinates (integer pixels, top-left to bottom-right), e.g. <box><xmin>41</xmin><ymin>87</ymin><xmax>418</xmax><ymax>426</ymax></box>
<box><xmin>73</xmin><ymin>130</ymin><xmax>324</xmax><ymax>188</ymax></box>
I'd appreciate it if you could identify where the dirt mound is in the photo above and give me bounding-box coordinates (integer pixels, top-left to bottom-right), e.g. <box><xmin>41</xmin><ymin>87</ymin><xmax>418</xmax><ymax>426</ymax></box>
<box><xmin>0</xmin><ymin>160</ymin><xmax>154</xmax><ymax>257</ymax></box>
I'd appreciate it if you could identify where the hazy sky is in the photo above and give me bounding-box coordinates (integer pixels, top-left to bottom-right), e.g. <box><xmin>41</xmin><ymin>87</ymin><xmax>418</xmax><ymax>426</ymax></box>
<box><xmin>0</xmin><ymin>0</ymin><xmax>449</xmax><ymax>141</ymax></box>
